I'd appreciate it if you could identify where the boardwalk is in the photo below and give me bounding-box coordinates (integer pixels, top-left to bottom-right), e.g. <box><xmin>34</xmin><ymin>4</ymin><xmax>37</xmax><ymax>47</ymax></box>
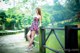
<box><xmin>0</xmin><ymin>32</ymin><xmax>39</xmax><ymax>53</ymax></box>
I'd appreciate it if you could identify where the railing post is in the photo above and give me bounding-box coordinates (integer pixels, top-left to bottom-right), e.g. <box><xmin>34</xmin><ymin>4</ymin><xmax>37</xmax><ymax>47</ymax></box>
<box><xmin>65</xmin><ymin>25</ymin><xmax>78</xmax><ymax>53</ymax></box>
<box><xmin>25</xmin><ymin>27</ymin><xmax>29</xmax><ymax>41</ymax></box>
<box><xmin>39</xmin><ymin>26</ymin><xmax>46</xmax><ymax>53</ymax></box>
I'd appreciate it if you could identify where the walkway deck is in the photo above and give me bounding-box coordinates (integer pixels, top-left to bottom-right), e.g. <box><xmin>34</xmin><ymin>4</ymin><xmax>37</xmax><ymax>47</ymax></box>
<box><xmin>0</xmin><ymin>32</ymin><xmax>39</xmax><ymax>53</ymax></box>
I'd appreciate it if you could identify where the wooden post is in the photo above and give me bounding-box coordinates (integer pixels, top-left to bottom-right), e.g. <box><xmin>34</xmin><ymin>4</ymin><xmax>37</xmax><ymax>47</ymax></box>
<box><xmin>39</xmin><ymin>26</ymin><xmax>46</xmax><ymax>53</ymax></box>
<box><xmin>65</xmin><ymin>25</ymin><xmax>78</xmax><ymax>53</ymax></box>
<box><xmin>25</xmin><ymin>27</ymin><xmax>29</xmax><ymax>41</ymax></box>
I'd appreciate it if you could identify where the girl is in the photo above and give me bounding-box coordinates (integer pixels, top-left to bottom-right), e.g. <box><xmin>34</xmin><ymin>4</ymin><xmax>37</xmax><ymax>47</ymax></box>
<box><xmin>26</xmin><ymin>7</ymin><xmax>42</xmax><ymax>50</ymax></box>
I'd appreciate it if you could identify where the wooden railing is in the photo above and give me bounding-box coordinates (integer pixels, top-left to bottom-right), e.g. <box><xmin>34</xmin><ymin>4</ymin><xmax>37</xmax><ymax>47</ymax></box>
<box><xmin>25</xmin><ymin>25</ymin><xmax>80</xmax><ymax>53</ymax></box>
<box><xmin>39</xmin><ymin>25</ymin><xmax>80</xmax><ymax>53</ymax></box>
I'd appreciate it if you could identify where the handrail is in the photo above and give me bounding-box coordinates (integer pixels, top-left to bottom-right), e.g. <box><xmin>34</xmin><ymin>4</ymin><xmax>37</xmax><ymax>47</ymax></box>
<box><xmin>25</xmin><ymin>25</ymin><xmax>79</xmax><ymax>53</ymax></box>
<box><xmin>39</xmin><ymin>25</ymin><xmax>79</xmax><ymax>53</ymax></box>
<box><xmin>53</xmin><ymin>30</ymin><xmax>64</xmax><ymax>50</ymax></box>
<box><xmin>42</xmin><ymin>27</ymin><xmax>80</xmax><ymax>30</ymax></box>
<box><xmin>42</xmin><ymin>27</ymin><xmax>64</xmax><ymax>30</ymax></box>
<box><xmin>45</xmin><ymin>29</ymin><xmax>53</xmax><ymax>42</ymax></box>
<box><xmin>71</xmin><ymin>27</ymin><xmax>80</xmax><ymax>30</ymax></box>
<box><xmin>43</xmin><ymin>45</ymin><xmax>61</xmax><ymax>53</ymax></box>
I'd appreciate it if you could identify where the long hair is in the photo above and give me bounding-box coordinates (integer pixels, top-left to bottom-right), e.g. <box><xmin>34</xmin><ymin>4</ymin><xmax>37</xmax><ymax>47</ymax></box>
<box><xmin>36</xmin><ymin>8</ymin><xmax>42</xmax><ymax>19</ymax></box>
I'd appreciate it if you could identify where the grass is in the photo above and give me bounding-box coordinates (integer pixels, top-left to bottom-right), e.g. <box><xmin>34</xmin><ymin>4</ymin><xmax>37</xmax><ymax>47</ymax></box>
<box><xmin>46</xmin><ymin>30</ymin><xmax>80</xmax><ymax>53</ymax></box>
<box><xmin>34</xmin><ymin>21</ymin><xmax>80</xmax><ymax>53</ymax></box>
<box><xmin>46</xmin><ymin>30</ymin><xmax>65</xmax><ymax>53</ymax></box>
<box><xmin>34</xmin><ymin>29</ymin><xmax>80</xmax><ymax>53</ymax></box>
<box><xmin>78</xmin><ymin>30</ymin><xmax>80</xmax><ymax>49</ymax></box>
<box><xmin>34</xmin><ymin>30</ymin><xmax>65</xmax><ymax>53</ymax></box>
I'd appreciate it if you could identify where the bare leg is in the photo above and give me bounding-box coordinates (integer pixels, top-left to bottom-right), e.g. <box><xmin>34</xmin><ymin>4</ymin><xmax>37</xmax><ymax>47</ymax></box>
<box><xmin>28</xmin><ymin>31</ymin><xmax>35</xmax><ymax>48</ymax></box>
<box><xmin>27</xmin><ymin>30</ymin><xmax>32</xmax><ymax>43</ymax></box>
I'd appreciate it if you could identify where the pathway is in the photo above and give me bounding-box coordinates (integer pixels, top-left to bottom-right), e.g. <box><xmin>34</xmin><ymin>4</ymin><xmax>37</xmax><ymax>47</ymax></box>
<box><xmin>0</xmin><ymin>32</ymin><xmax>39</xmax><ymax>53</ymax></box>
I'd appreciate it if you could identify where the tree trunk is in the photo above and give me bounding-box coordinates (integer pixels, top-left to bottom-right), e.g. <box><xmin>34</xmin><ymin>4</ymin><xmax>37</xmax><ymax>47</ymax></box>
<box><xmin>2</xmin><ymin>23</ymin><xmax>5</xmax><ymax>31</ymax></box>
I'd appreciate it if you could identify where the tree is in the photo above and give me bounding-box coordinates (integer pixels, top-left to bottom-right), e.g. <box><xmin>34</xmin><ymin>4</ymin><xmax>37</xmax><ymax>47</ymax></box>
<box><xmin>0</xmin><ymin>10</ymin><xmax>6</xmax><ymax>30</ymax></box>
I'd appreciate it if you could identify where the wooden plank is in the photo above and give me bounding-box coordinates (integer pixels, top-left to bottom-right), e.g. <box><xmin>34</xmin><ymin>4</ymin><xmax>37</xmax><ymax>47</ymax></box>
<box><xmin>39</xmin><ymin>27</ymin><xmax>46</xmax><ymax>53</ymax></box>
<box><xmin>65</xmin><ymin>25</ymin><xmax>78</xmax><ymax>53</ymax></box>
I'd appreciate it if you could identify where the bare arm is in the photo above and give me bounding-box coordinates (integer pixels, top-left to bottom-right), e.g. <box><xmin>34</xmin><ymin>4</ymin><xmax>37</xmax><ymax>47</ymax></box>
<box><xmin>39</xmin><ymin>16</ymin><xmax>42</xmax><ymax>26</ymax></box>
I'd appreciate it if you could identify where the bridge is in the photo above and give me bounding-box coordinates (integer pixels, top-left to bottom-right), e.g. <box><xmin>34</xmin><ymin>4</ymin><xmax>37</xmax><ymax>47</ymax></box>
<box><xmin>0</xmin><ymin>25</ymin><xmax>80</xmax><ymax>53</ymax></box>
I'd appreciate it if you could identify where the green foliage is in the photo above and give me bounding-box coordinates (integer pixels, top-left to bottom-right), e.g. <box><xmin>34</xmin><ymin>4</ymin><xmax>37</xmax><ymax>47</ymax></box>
<box><xmin>0</xmin><ymin>10</ymin><xmax>6</xmax><ymax>23</ymax></box>
<box><xmin>0</xmin><ymin>10</ymin><xmax>6</xmax><ymax>18</ymax></box>
<box><xmin>23</xmin><ymin>0</ymin><xmax>28</xmax><ymax>2</ymax></box>
<box><xmin>78</xmin><ymin>30</ymin><xmax>80</xmax><ymax>48</ymax></box>
<box><xmin>0</xmin><ymin>0</ymin><xmax>80</xmax><ymax>30</ymax></box>
<box><xmin>21</xmin><ymin>15</ymin><xmax>32</xmax><ymax>28</ymax></box>
<box><xmin>42</xmin><ymin>9</ymin><xmax>51</xmax><ymax>26</ymax></box>
<box><xmin>65</xmin><ymin>0</ymin><xmax>80</xmax><ymax>12</ymax></box>
<box><xmin>4</xmin><ymin>7</ymin><xmax>26</xmax><ymax>29</ymax></box>
<box><xmin>42</xmin><ymin>0</ymin><xmax>80</xmax><ymax>27</ymax></box>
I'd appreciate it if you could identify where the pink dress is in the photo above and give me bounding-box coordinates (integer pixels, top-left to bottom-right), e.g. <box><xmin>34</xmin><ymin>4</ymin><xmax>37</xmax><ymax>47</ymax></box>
<box><xmin>29</xmin><ymin>17</ymin><xmax>39</xmax><ymax>34</ymax></box>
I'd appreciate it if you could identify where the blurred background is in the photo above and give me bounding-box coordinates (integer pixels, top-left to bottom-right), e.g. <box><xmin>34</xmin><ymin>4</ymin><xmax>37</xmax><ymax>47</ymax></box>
<box><xmin>0</xmin><ymin>0</ymin><xmax>80</xmax><ymax>30</ymax></box>
<box><xmin>0</xmin><ymin>0</ymin><xmax>80</xmax><ymax>53</ymax></box>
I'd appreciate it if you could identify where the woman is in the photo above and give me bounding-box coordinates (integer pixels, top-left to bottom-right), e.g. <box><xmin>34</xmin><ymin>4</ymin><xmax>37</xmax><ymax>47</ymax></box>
<box><xmin>26</xmin><ymin>7</ymin><xmax>42</xmax><ymax>50</ymax></box>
